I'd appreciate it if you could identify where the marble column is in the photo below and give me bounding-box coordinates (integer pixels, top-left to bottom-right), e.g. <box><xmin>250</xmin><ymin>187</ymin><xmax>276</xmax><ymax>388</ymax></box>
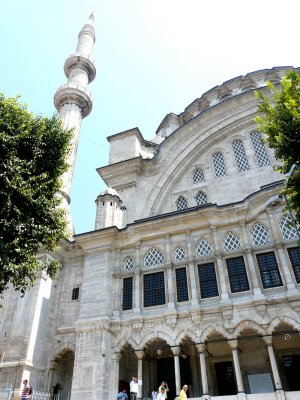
<box><xmin>245</xmin><ymin>249</ymin><xmax>263</xmax><ymax>297</ymax></box>
<box><xmin>196</xmin><ymin>344</ymin><xmax>209</xmax><ymax>395</ymax></box>
<box><xmin>187</xmin><ymin>260</ymin><xmax>199</xmax><ymax>305</ymax></box>
<box><xmin>166</xmin><ymin>264</ymin><xmax>175</xmax><ymax>309</ymax></box>
<box><xmin>263</xmin><ymin>336</ymin><xmax>282</xmax><ymax>390</ymax></box>
<box><xmin>135</xmin><ymin>351</ymin><xmax>144</xmax><ymax>399</ymax></box>
<box><xmin>228</xmin><ymin>340</ymin><xmax>244</xmax><ymax>393</ymax></box>
<box><xmin>172</xmin><ymin>347</ymin><xmax>181</xmax><ymax>396</ymax></box>
<box><xmin>111</xmin><ymin>353</ymin><xmax>122</xmax><ymax>400</ymax></box>
<box><xmin>276</xmin><ymin>245</ymin><xmax>296</xmax><ymax>290</ymax></box>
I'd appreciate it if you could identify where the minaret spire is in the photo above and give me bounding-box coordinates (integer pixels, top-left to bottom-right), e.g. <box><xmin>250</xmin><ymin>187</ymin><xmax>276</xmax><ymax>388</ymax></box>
<box><xmin>54</xmin><ymin>14</ymin><xmax>96</xmax><ymax>233</ymax></box>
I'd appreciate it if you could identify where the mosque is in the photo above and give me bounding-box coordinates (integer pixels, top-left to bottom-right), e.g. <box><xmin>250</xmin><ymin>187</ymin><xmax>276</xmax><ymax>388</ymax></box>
<box><xmin>0</xmin><ymin>13</ymin><xmax>300</xmax><ymax>400</ymax></box>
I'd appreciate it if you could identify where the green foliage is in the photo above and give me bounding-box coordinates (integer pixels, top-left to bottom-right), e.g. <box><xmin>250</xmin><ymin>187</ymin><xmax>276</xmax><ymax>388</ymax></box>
<box><xmin>0</xmin><ymin>94</ymin><xmax>73</xmax><ymax>294</ymax></box>
<box><xmin>255</xmin><ymin>70</ymin><xmax>300</xmax><ymax>224</ymax></box>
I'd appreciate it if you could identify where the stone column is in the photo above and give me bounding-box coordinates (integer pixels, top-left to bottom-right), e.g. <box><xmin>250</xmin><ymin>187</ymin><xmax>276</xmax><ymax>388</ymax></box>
<box><xmin>172</xmin><ymin>347</ymin><xmax>181</xmax><ymax>396</ymax></box>
<box><xmin>187</xmin><ymin>260</ymin><xmax>199</xmax><ymax>305</ymax></box>
<box><xmin>166</xmin><ymin>264</ymin><xmax>175</xmax><ymax>309</ymax></box>
<box><xmin>135</xmin><ymin>351</ymin><xmax>144</xmax><ymax>399</ymax></box>
<box><xmin>245</xmin><ymin>249</ymin><xmax>263</xmax><ymax>297</ymax></box>
<box><xmin>196</xmin><ymin>344</ymin><xmax>209</xmax><ymax>395</ymax></box>
<box><xmin>228</xmin><ymin>340</ymin><xmax>244</xmax><ymax>393</ymax></box>
<box><xmin>276</xmin><ymin>245</ymin><xmax>296</xmax><ymax>290</ymax></box>
<box><xmin>111</xmin><ymin>353</ymin><xmax>122</xmax><ymax>400</ymax></box>
<box><xmin>263</xmin><ymin>336</ymin><xmax>282</xmax><ymax>390</ymax></box>
<box><xmin>211</xmin><ymin>226</ymin><xmax>229</xmax><ymax>302</ymax></box>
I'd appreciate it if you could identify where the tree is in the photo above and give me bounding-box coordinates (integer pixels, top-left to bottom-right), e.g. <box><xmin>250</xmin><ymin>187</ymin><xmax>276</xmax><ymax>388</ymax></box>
<box><xmin>0</xmin><ymin>94</ymin><xmax>72</xmax><ymax>294</ymax></box>
<box><xmin>255</xmin><ymin>70</ymin><xmax>300</xmax><ymax>224</ymax></box>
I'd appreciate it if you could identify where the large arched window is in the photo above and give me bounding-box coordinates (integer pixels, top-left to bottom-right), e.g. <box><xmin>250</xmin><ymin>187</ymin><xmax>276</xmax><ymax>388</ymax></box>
<box><xmin>195</xmin><ymin>191</ymin><xmax>208</xmax><ymax>206</ymax></box>
<box><xmin>144</xmin><ymin>248</ymin><xmax>165</xmax><ymax>268</ymax></box>
<box><xmin>232</xmin><ymin>139</ymin><xmax>249</xmax><ymax>172</ymax></box>
<box><xmin>223</xmin><ymin>232</ymin><xmax>241</xmax><ymax>252</ymax></box>
<box><xmin>193</xmin><ymin>168</ymin><xmax>205</xmax><ymax>183</ymax></box>
<box><xmin>250</xmin><ymin>131</ymin><xmax>270</xmax><ymax>167</ymax></box>
<box><xmin>176</xmin><ymin>195</ymin><xmax>188</xmax><ymax>211</ymax></box>
<box><xmin>280</xmin><ymin>214</ymin><xmax>299</xmax><ymax>241</ymax></box>
<box><xmin>213</xmin><ymin>152</ymin><xmax>227</xmax><ymax>177</ymax></box>
<box><xmin>251</xmin><ymin>223</ymin><xmax>271</xmax><ymax>247</ymax></box>
<box><xmin>196</xmin><ymin>238</ymin><xmax>213</xmax><ymax>257</ymax></box>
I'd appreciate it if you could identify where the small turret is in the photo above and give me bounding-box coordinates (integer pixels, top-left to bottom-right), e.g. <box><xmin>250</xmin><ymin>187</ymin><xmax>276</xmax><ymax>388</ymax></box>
<box><xmin>95</xmin><ymin>188</ymin><xmax>126</xmax><ymax>230</ymax></box>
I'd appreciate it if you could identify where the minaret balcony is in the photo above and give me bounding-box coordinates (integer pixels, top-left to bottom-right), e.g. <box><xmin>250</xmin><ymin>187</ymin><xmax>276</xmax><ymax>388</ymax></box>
<box><xmin>64</xmin><ymin>53</ymin><xmax>96</xmax><ymax>83</ymax></box>
<box><xmin>54</xmin><ymin>83</ymin><xmax>93</xmax><ymax>118</ymax></box>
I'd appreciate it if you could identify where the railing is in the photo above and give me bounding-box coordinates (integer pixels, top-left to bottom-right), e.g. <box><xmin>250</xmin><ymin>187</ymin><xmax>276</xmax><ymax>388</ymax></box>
<box><xmin>31</xmin><ymin>392</ymin><xmax>60</xmax><ymax>400</ymax></box>
<box><xmin>0</xmin><ymin>386</ymin><xmax>13</xmax><ymax>400</ymax></box>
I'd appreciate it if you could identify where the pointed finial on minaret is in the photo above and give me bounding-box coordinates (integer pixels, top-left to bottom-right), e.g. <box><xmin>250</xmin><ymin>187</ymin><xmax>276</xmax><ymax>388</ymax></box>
<box><xmin>89</xmin><ymin>12</ymin><xmax>94</xmax><ymax>22</ymax></box>
<box><xmin>54</xmin><ymin>15</ymin><xmax>96</xmax><ymax>235</ymax></box>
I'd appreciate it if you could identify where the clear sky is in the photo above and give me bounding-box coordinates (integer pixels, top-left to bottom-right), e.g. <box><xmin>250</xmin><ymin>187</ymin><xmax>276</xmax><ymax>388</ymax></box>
<box><xmin>1</xmin><ymin>0</ymin><xmax>299</xmax><ymax>234</ymax></box>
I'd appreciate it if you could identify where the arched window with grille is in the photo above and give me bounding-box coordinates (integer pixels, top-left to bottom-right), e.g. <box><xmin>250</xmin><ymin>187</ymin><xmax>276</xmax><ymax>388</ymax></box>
<box><xmin>196</xmin><ymin>238</ymin><xmax>213</xmax><ymax>257</ymax></box>
<box><xmin>250</xmin><ymin>131</ymin><xmax>270</xmax><ymax>167</ymax></box>
<box><xmin>251</xmin><ymin>223</ymin><xmax>271</xmax><ymax>247</ymax></box>
<box><xmin>174</xmin><ymin>246</ymin><xmax>186</xmax><ymax>262</ymax></box>
<box><xmin>232</xmin><ymin>139</ymin><xmax>250</xmax><ymax>172</ymax></box>
<box><xmin>123</xmin><ymin>257</ymin><xmax>134</xmax><ymax>271</ymax></box>
<box><xmin>144</xmin><ymin>248</ymin><xmax>165</xmax><ymax>268</ymax></box>
<box><xmin>176</xmin><ymin>195</ymin><xmax>188</xmax><ymax>211</ymax></box>
<box><xmin>223</xmin><ymin>232</ymin><xmax>241</xmax><ymax>252</ymax></box>
<box><xmin>212</xmin><ymin>152</ymin><xmax>227</xmax><ymax>177</ymax></box>
<box><xmin>193</xmin><ymin>168</ymin><xmax>205</xmax><ymax>183</ymax></box>
<box><xmin>195</xmin><ymin>191</ymin><xmax>208</xmax><ymax>206</ymax></box>
<box><xmin>280</xmin><ymin>214</ymin><xmax>299</xmax><ymax>241</ymax></box>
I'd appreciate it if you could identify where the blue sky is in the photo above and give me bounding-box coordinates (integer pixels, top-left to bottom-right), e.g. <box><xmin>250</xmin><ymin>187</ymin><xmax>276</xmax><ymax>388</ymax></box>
<box><xmin>1</xmin><ymin>0</ymin><xmax>299</xmax><ymax>234</ymax></box>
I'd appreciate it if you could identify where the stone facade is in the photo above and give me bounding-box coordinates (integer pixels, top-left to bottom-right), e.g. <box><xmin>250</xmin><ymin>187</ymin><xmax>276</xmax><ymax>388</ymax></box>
<box><xmin>1</xmin><ymin>15</ymin><xmax>300</xmax><ymax>400</ymax></box>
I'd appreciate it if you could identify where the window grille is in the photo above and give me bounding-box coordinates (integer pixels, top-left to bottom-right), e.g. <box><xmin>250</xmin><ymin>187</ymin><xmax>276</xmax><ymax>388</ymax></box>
<box><xmin>195</xmin><ymin>191</ymin><xmax>208</xmax><ymax>206</ymax></box>
<box><xmin>198</xmin><ymin>262</ymin><xmax>219</xmax><ymax>298</ymax></box>
<box><xmin>256</xmin><ymin>252</ymin><xmax>283</xmax><ymax>288</ymax></box>
<box><xmin>196</xmin><ymin>238</ymin><xmax>213</xmax><ymax>257</ymax></box>
<box><xmin>71</xmin><ymin>287</ymin><xmax>79</xmax><ymax>300</ymax></box>
<box><xmin>193</xmin><ymin>168</ymin><xmax>205</xmax><ymax>183</ymax></box>
<box><xmin>287</xmin><ymin>247</ymin><xmax>300</xmax><ymax>283</ymax></box>
<box><xmin>122</xmin><ymin>277</ymin><xmax>133</xmax><ymax>310</ymax></box>
<box><xmin>251</xmin><ymin>223</ymin><xmax>271</xmax><ymax>247</ymax></box>
<box><xmin>124</xmin><ymin>257</ymin><xmax>134</xmax><ymax>271</ymax></box>
<box><xmin>226</xmin><ymin>256</ymin><xmax>250</xmax><ymax>293</ymax></box>
<box><xmin>223</xmin><ymin>232</ymin><xmax>241</xmax><ymax>252</ymax></box>
<box><xmin>175</xmin><ymin>268</ymin><xmax>189</xmax><ymax>302</ymax></box>
<box><xmin>175</xmin><ymin>246</ymin><xmax>185</xmax><ymax>262</ymax></box>
<box><xmin>144</xmin><ymin>248</ymin><xmax>165</xmax><ymax>268</ymax></box>
<box><xmin>250</xmin><ymin>131</ymin><xmax>270</xmax><ymax>167</ymax></box>
<box><xmin>176</xmin><ymin>195</ymin><xmax>188</xmax><ymax>210</ymax></box>
<box><xmin>213</xmin><ymin>152</ymin><xmax>227</xmax><ymax>177</ymax></box>
<box><xmin>144</xmin><ymin>272</ymin><xmax>165</xmax><ymax>307</ymax></box>
<box><xmin>280</xmin><ymin>214</ymin><xmax>299</xmax><ymax>241</ymax></box>
<box><xmin>232</xmin><ymin>139</ymin><xmax>250</xmax><ymax>172</ymax></box>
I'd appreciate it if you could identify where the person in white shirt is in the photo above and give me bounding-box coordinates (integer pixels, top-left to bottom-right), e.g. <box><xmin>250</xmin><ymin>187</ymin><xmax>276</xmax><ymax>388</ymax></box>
<box><xmin>130</xmin><ymin>377</ymin><xmax>138</xmax><ymax>400</ymax></box>
<box><xmin>157</xmin><ymin>387</ymin><xmax>165</xmax><ymax>400</ymax></box>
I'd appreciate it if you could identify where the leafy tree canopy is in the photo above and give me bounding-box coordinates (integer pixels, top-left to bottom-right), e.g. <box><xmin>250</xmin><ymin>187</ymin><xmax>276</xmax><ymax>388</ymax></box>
<box><xmin>0</xmin><ymin>94</ymin><xmax>73</xmax><ymax>294</ymax></box>
<box><xmin>255</xmin><ymin>70</ymin><xmax>300</xmax><ymax>223</ymax></box>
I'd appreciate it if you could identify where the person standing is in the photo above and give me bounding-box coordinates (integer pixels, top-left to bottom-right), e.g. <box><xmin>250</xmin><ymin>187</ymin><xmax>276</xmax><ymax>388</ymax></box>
<box><xmin>158</xmin><ymin>381</ymin><xmax>169</xmax><ymax>399</ymax></box>
<box><xmin>21</xmin><ymin>380</ymin><xmax>30</xmax><ymax>400</ymax></box>
<box><xmin>157</xmin><ymin>387</ymin><xmax>165</xmax><ymax>400</ymax></box>
<box><xmin>118</xmin><ymin>389</ymin><xmax>128</xmax><ymax>400</ymax></box>
<box><xmin>179</xmin><ymin>385</ymin><xmax>188</xmax><ymax>400</ymax></box>
<box><xmin>130</xmin><ymin>377</ymin><xmax>138</xmax><ymax>400</ymax></box>
<box><xmin>151</xmin><ymin>387</ymin><xmax>158</xmax><ymax>400</ymax></box>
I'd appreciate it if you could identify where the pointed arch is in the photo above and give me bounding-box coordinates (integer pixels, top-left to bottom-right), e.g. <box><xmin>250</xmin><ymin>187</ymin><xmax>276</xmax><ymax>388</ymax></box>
<box><xmin>144</xmin><ymin>248</ymin><xmax>165</xmax><ymax>267</ymax></box>
<box><xmin>140</xmin><ymin>331</ymin><xmax>173</xmax><ymax>349</ymax></box>
<box><xmin>54</xmin><ymin>342</ymin><xmax>76</xmax><ymax>357</ymax></box>
<box><xmin>223</xmin><ymin>231</ymin><xmax>241</xmax><ymax>251</ymax></box>
<box><xmin>251</xmin><ymin>222</ymin><xmax>271</xmax><ymax>246</ymax></box>
<box><xmin>175</xmin><ymin>329</ymin><xmax>197</xmax><ymax>344</ymax></box>
<box><xmin>115</xmin><ymin>336</ymin><xmax>139</xmax><ymax>353</ymax></box>
<box><xmin>176</xmin><ymin>195</ymin><xmax>188</xmax><ymax>210</ymax></box>
<box><xmin>201</xmin><ymin>325</ymin><xmax>229</xmax><ymax>342</ymax></box>
<box><xmin>233</xmin><ymin>320</ymin><xmax>266</xmax><ymax>338</ymax></box>
<box><xmin>266</xmin><ymin>317</ymin><xmax>300</xmax><ymax>335</ymax></box>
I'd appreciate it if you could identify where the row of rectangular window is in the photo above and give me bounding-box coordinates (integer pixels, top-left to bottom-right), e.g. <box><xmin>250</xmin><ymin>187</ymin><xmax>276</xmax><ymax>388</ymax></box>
<box><xmin>122</xmin><ymin>247</ymin><xmax>300</xmax><ymax>309</ymax></box>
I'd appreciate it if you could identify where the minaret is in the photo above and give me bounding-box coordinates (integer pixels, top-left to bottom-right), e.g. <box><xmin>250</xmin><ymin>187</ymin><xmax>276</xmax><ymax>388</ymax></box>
<box><xmin>54</xmin><ymin>13</ymin><xmax>96</xmax><ymax>233</ymax></box>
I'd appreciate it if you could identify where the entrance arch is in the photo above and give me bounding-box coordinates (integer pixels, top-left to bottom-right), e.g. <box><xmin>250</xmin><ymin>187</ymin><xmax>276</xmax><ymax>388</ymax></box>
<box><xmin>50</xmin><ymin>349</ymin><xmax>74</xmax><ymax>400</ymax></box>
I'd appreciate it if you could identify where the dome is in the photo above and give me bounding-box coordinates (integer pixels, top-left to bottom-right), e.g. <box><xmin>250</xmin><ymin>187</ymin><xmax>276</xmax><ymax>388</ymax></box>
<box><xmin>99</xmin><ymin>187</ymin><xmax>120</xmax><ymax>197</ymax></box>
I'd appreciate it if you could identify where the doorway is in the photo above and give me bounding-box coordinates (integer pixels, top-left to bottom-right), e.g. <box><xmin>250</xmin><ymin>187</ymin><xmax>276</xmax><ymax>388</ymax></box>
<box><xmin>215</xmin><ymin>361</ymin><xmax>237</xmax><ymax>395</ymax></box>
<box><xmin>157</xmin><ymin>358</ymin><xmax>175</xmax><ymax>400</ymax></box>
